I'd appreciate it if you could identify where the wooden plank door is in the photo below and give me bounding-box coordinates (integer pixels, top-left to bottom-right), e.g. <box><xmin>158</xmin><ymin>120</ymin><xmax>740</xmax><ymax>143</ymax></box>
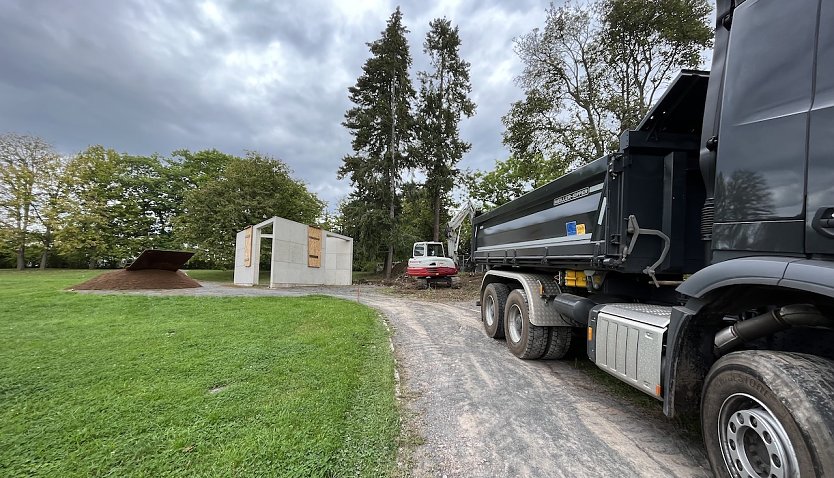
<box><xmin>308</xmin><ymin>226</ymin><xmax>322</xmax><ymax>268</ymax></box>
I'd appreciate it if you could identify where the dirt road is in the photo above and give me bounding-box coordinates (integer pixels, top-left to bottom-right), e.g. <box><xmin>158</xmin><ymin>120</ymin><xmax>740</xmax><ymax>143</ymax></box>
<box><xmin>357</xmin><ymin>293</ymin><xmax>711</xmax><ymax>478</ymax></box>
<box><xmin>83</xmin><ymin>282</ymin><xmax>711</xmax><ymax>476</ymax></box>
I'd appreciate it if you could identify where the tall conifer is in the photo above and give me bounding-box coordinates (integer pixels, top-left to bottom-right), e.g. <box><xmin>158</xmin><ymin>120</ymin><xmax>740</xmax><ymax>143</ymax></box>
<box><xmin>339</xmin><ymin>7</ymin><xmax>416</xmax><ymax>278</ymax></box>
<box><xmin>414</xmin><ymin>18</ymin><xmax>475</xmax><ymax>240</ymax></box>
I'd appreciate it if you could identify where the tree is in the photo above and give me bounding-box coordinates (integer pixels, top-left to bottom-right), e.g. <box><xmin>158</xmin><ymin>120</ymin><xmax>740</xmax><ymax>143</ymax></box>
<box><xmin>119</xmin><ymin>153</ymin><xmax>178</xmax><ymax>251</ymax></box>
<box><xmin>335</xmin><ymin>196</ymin><xmax>389</xmax><ymax>271</ymax></box>
<box><xmin>502</xmin><ymin>0</ymin><xmax>711</xmax><ymax>174</ymax></box>
<box><xmin>339</xmin><ymin>8</ymin><xmax>416</xmax><ymax>279</ymax></box>
<box><xmin>58</xmin><ymin>146</ymin><xmax>138</xmax><ymax>267</ymax></box>
<box><xmin>169</xmin><ymin>149</ymin><xmax>233</xmax><ymax>190</ymax></box>
<box><xmin>414</xmin><ymin>18</ymin><xmax>476</xmax><ymax>241</ymax></box>
<box><xmin>30</xmin><ymin>155</ymin><xmax>67</xmax><ymax>269</ymax></box>
<box><xmin>397</xmin><ymin>181</ymin><xmax>434</xmax><ymax>251</ymax></box>
<box><xmin>504</xmin><ymin>3</ymin><xmax>610</xmax><ymax>170</ymax></box>
<box><xmin>600</xmin><ymin>0</ymin><xmax>713</xmax><ymax>131</ymax></box>
<box><xmin>175</xmin><ymin>152</ymin><xmax>323</xmax><ymax>267</ymax></box>
<box><xmin>0</xmin><ymin>133</ymin><xmax>61</xmax><ymax>269</ymax></box>
<box><xmin>164</xmin><ymin>149</ymin><xmax>236</xmax><ymax>252</ymax></box>
<box><xmin>464</xmin><ymin>155</ymin><xmax>554</xmax><ymax>209</ymax></box>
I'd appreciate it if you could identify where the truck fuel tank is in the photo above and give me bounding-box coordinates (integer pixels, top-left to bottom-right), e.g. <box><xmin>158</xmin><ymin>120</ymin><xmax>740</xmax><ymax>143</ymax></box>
<box><xmin>587</xmin><ymin>303</ymin><xmax>671</xmax><ymax>400</ymax></box>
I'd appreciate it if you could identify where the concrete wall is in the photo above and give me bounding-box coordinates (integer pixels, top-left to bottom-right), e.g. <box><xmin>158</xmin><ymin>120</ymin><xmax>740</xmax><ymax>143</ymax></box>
<box><xmin>324</xmin><ymin>235</ymin><xmax>352</xmax><ymax>285</ymax></box>
<box><xmin>234</xmin><ymin>216</ymin><xmax>352</xmax><ymax>287</ymax></box>
<box><xmin>269</xmin><ymin>217</ymin><xmax>312</xmax><ymax>286</ymax></box>
<box><xmin>233</xmin><ymin>229</ymin><xmax>257</xmax><ymax>286</ymax></box>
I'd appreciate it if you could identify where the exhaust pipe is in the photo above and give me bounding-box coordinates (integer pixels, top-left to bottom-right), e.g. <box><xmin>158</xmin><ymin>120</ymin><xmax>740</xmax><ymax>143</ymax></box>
<box><xmin>714</xmin><ymin>304</ymin><xmax>830</xmax><ymax>354</ymax></box>
<box><xmin>551</xmin><ymin>293</ymin><xmax>596</xmax><ymax>325</ymax></box>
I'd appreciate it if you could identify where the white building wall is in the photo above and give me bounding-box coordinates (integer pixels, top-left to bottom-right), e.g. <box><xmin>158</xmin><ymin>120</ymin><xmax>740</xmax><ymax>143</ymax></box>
<box><xmin>233</xmin><ymin>229</ymin><xmax>257</xmax><ymax>286</ymax></box>
<box><xmin>234</xmin><ymin>216</ymin><xmax>353</xmax><ymax>287</ymax></box>
<box><xmin>269</xmin><ymin>217</ymin><xmax>316</xmax><ymax>286</ymax></box>
<box><xmin>324</xmin><ymin>235</ymin><xmax>352</xmax><ymax>285</ymax></box>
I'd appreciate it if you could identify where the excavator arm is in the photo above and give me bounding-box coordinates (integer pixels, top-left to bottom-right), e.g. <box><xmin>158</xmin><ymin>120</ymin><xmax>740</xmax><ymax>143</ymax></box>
<box><xmin>445</xmin><ymin>202</ymin><xmax>476</xmax><ymax>267</ymax></box>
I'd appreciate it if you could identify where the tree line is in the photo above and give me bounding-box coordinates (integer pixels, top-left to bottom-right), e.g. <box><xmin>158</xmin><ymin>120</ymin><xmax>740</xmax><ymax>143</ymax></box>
<box><xmin>0</xmin><ymin>136</ymin><xmax>322</xmax><ymax>270</ymax></box>
<box><xmin>339</xmin><ymin>0</ymin><xmax>711</xmax><ymax>277</ymax></box>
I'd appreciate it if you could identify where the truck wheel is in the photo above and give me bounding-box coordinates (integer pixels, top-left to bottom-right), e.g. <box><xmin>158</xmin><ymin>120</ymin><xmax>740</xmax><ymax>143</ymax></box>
<box><xmin>541</xmin><ymin>326</ymin><xmax>572</xmax><ymax>359</ymax></box>
<box><xmin>450</xmin><ymin>276</ymin><xmax>461</xmax><ymax>289</ymax></box>
<box><xmin>481</xmin><ymin>283</ymin><xmax>509</xmax><ymax>339</ymax></box>
<box><xmin>503</xmin><ymin>289</ymin><xmax>547</xmax><ymax>359</ymax></box>
<box><xmin>701</xmin><ymin>351</ymin><xmax>834</xmax><ymax>478</ymax></box>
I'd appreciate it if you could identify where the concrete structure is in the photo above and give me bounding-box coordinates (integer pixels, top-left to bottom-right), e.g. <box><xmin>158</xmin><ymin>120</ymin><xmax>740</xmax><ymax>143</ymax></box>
<box><xmin>233</xmin><ymin>217</ymin><xmax>353</xmax><ymax>287</ymax></box>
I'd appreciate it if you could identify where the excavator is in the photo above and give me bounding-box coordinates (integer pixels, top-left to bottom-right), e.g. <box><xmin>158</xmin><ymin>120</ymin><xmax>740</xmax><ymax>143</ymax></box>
<box><xmin>406</xmin><ymin>203</ymin><xmax>476</xmax><ymax>289</ymax></box>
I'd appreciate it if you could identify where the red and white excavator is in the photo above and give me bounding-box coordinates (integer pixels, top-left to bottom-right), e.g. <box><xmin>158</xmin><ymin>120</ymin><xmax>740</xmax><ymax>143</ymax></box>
<box><xmin>406</xmin><ymin>203</ymin><xmax>476</xmax><ymax>289</ymax></box>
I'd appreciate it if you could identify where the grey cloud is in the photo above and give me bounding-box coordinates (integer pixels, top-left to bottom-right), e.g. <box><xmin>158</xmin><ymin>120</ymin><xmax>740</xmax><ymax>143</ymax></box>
<box><xmin>0</xmin><ymin>0</ymin><xmax>550</xmax><ymax>210</ymax></box>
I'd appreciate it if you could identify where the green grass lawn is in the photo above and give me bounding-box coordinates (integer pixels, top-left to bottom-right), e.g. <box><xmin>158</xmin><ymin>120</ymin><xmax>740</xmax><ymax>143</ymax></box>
<box><xmin>183</xmin><ymin>269</ymin><xmax>268</xmax><ymax>283</ymax></box>
<box><xmin>0</xmin><ymin>270</ymin><xmax>399</xmax><ymax>477</ymax></box>
<box><xmin>181</xmin><ymin>269</ymin><xmax>237</xmax><ymax>282</ymax></box>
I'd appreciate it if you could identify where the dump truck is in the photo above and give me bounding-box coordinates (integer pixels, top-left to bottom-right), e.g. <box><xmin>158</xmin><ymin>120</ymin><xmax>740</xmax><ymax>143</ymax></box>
<box><xmin>472</xmin><ymin>1</ymin><xmax>834</xmax><ymax>476</ymax></box>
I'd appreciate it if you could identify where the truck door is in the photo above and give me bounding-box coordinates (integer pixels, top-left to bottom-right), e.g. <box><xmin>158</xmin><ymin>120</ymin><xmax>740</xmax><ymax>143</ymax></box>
<box><xmin>805</xmin><ymin>0</ymin><xmax>834</xmax><ymax>255</ymax></box>
<box><xmin>712</xmin><ymin>0</ymin><xmax>817</xmax><ymax>256</ymax></box>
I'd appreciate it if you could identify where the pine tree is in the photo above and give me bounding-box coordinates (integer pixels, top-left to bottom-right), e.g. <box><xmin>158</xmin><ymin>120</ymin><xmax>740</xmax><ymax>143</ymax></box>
<box><xmin>339</xmin><ymin>7</ymin><xmax>416</xmax><ymax>279</ymax></box>
<box><xmin>414</xmin><ymin>18</ymin><xmax>475</xmax><ymax>240</ymax></box>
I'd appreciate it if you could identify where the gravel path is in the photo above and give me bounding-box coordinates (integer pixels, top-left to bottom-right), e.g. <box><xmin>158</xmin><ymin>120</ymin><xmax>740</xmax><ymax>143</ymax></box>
<box><xmin>80</xmin><ymin>282</ymin><xmax>711</xmax><ymax>477</ymax></box>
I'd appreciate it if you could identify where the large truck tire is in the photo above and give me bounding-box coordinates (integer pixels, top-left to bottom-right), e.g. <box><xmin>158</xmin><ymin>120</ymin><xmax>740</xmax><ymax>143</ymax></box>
<box><xmin>482</xmin><ymin>283</ymin><xmax>509</xmax><ymax>339</ymax></box>
<box><xmin>503</xmin><ymin>289</ymin><xmax>548</xmax><ymax>359</ymax></box>
<box><xmin>701</xmin><ymin>351</ymin><xmax>834</xmax><ymax>478</ymax></box>
<box><xmin>541</xmin><ymin>326</ymin><xmax>572</xmax><ymax>360</ymax></box>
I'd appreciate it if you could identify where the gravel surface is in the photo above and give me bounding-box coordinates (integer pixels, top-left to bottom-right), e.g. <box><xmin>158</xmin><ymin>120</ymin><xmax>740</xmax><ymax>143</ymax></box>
<box><xmin>78</xmin><ymin>281</ymin><xmax>711</xmax><ymax>477</ymax></box>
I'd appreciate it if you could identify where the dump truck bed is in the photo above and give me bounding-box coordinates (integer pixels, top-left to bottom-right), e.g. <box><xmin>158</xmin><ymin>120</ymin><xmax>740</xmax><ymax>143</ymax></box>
<box><xmin>472</xmin><ymin>157</ymin><xmax>607</xmax><ymax>270</ymax></box>
<box><xmin>472</xmin><ymin>71</ymin><xmax>710</xmax><ymax>276</ymax></box>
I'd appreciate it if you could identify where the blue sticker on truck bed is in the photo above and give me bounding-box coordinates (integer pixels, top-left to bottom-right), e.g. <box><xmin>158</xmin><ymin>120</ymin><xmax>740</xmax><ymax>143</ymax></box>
<box><xmin>566</xmin><ymin>221</ymin><xmax>577</xmax><ymax>236</ymax></box>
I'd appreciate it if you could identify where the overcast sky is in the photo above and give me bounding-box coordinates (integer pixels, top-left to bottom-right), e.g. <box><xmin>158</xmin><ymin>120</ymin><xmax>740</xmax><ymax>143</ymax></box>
<box><xmin>0</xmin><ymin>0</ymin><xmax>551</xmax><ymax>210</ymax></box>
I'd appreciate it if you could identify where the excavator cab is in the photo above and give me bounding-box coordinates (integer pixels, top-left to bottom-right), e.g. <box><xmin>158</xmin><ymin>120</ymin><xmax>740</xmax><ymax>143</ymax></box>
<box><xmin>413</xmin><ymin>241</ymin><xmax>446</xmax><ymax>258</ymax></box>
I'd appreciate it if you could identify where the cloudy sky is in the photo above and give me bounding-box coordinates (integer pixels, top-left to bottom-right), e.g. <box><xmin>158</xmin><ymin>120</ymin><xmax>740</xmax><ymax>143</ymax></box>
<box><xmin>0</xmin><ymin>0</ymin><xmax>548</xmax><ymax>209</ymax></box>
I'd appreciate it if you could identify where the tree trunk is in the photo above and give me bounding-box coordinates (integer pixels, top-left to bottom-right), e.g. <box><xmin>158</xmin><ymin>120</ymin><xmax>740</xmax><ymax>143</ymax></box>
<box><xmin>433</xmin><ymin>55</ymin><xmax>446</xmax><ymax>242</ymax></box>
<box><xmin>385</xmin><ymin>244</ymin><xmax>394</xmax><ymax>280</ymax></box>
<box><xmin>40</xmin><ymin>228</ymin><xmax>51</xmax><ymax>270</ymax></box>
<box><xmin>17</xmin><ymin>203</ymin><xmax>30</xmax><ymax>270</ymax></box>
<box><xmin>385</xmin><ymin>191</ymin><xmax>395</xmax><ymax>279</ymax></box>
<box><xmin>432</xmin><ymin>190</ymin><xmax>441</xmax><ymax>241</ymax></box>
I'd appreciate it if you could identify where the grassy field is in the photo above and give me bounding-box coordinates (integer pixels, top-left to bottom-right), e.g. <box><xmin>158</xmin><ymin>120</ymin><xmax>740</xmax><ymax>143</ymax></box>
<box><xmin>0</xmin><ymin>270</ymin><xmax>399</xmax><ymax>477</ymax></box>
<box><xmin>182</xmin><ymin>269</ymin><xmax>237</xmax><ymax>282</ymax></box>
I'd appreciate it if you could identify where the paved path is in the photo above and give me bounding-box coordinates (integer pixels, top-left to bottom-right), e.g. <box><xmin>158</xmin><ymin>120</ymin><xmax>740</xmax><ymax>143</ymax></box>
<box><xmin>81</xmin><ymin>282</ymin><xmax>711</xmax><ymax>477</ymax></box>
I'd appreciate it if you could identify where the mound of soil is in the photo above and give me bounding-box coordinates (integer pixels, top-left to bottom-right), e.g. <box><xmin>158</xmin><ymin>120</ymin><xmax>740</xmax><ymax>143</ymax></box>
<box><xmin>69</xmin><ymin>269</ymin><xmax>202</xmax><ymax>290</ymax></box>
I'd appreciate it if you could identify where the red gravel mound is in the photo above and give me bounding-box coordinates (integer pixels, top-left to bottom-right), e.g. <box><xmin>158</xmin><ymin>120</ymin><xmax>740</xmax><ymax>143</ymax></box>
<box><xmin>70</xmin><ymin>269</ymin><xmax>202</xmax><ymax>290</ymax></box>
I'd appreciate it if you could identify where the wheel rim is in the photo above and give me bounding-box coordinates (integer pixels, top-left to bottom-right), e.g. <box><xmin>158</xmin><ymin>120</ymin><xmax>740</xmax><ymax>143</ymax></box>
<box><xmin>718</xmin><ymin>393</ymin><xmax>797</xmax><ymax>478</ymax></box>
<box><xmin>507</xmin><ymin>304</ymin><xmax>523</xmax><ymax>344</ymax></box>
<box><xmin>485</xmin><ymin>295</ymin><xmax>495</xmax><ymax>327</ymax></box>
